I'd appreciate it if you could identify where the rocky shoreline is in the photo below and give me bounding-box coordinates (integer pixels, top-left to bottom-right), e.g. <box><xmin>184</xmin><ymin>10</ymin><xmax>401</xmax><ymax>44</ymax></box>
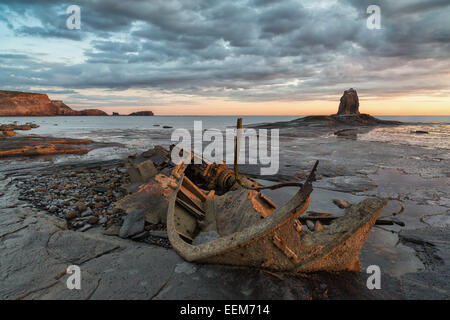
<box><xmin>0</xmin><ymin>122</ymin><xmax>124</xmax><ymax>158</ymax></box>
<box><xmin>10</xmin><ymin>158</ymin><xmax>172</xmax><ymax>248</ymax></box>
<box><xmin>0</xmin><ymin>114</ymin><xmax>449</xmax><ymax>299</ymax></box>
<box><xmin>250</xmin><ymin>113</ymin><xmax>403</xmax><ymax>131</ymax></box>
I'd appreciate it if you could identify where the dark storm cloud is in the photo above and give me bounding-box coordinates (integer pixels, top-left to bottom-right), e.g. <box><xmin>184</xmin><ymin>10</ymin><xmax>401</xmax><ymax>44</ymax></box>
<box><xmin>0</xmin><ymin>0</ymin><xmax>449</xmax><ymax>102</ymax></box>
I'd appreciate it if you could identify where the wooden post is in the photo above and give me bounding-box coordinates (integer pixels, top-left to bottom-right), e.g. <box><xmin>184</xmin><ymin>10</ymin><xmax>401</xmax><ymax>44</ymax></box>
<box><xmin>234</xmin><ymin>118</ymin><xmax>243</xmax><ymax>181</ymax></box>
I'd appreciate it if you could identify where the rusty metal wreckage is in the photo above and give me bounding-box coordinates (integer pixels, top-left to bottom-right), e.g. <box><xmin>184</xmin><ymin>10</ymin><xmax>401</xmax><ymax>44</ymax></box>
<box><xmin>118</xmin><ymin>119</ymin><xmax>388</xmax><ymax>273</ymax></box>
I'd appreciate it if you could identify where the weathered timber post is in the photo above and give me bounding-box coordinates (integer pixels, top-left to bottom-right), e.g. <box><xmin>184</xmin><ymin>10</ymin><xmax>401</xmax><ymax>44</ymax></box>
<box><xmin>234</xmin><ymin>118</ymin><xmax>243</xmax><ymax>181</ymax></box>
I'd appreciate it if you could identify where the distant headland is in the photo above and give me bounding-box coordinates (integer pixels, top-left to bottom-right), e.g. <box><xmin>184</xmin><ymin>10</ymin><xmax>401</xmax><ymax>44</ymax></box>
<box><xmin>113</xmin><ymin>111</ymin><xmax>155</xmax><ymax>116</ymax></box>
<box><xmin>0</xmin><ymin>90</ymin><xmax>154</xmax><ymax>116</ymax></box>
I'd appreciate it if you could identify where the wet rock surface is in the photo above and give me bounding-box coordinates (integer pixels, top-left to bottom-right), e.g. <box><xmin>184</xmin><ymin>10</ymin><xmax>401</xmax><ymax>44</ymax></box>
<box><xmin>250</xmin><ymin>113</ymin><xmax>403</xmax><ymax>132</ymax></box>
<box><xmin>0</xmin><ymin>119</ymin><xmax>449</xmax><ymax>299</ymax></box>
<box><xmin>399</xmin><ymin>227</ymin><xmax>450</xmax><ymax>299</ymax></box>
<box><xmin>0</xmin><ymin>205</ymin><xmax>403</xmax><ymax>300</ymax></box>
<box><xmin>0</xmin><ymin>135</ymin><xmax>119</xmax><ymax>158</ymax></box>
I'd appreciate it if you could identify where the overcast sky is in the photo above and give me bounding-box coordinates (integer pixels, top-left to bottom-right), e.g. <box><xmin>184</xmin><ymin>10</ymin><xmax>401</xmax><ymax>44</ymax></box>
<box><xmin>0</xmin><ymin>0</ymin><xmax>449</xmax><ymax>115</ymax></box>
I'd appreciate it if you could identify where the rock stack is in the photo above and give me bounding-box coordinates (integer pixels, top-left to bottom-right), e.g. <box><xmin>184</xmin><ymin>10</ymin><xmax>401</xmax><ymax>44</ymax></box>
<box><xmin>337</xmin><ymin>88</ymin><xmax>359</xmax><ymax>115</ymax></box>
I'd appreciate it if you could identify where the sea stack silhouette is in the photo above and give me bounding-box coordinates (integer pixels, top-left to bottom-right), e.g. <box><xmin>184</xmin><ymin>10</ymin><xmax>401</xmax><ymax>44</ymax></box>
<box><xmin>250</xmin><ymin>88</ymin><xmax>403</xmax><ymax>129</ymax></box>
<box><xmin>337</xmin><ymin>88</ymin><xmax>360</xmax><ymax>115</ymax></box>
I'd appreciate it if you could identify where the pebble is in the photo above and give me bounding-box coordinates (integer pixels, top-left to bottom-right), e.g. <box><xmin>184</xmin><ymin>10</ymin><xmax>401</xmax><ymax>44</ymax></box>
<box><xmin>149</xmin><ymin>230</ymin><xmax>169</xmax><ymax>239</ymax></box>
<box><xmin>103</xmin><ymin>225</ymin><xmax>120</xmax><ymax>236</ymax></box>
<box><xmin>314</xmin><ymin>221</ymin><xmax>324</xmax><ymax>232</ymax></box>
<box><xmin>306</xmin><ymin>220</ymin><xmax>315</xmax><ymax>231</ymax></box>
<box><xmin>131</xmin><ymin>231</ymin><xmax>149</xmax><ymax>241</ymax></box>
<box><xmin>81</xmin><ymin>208</ymin><xmax>94</xmax><ymax>217</ymax></box>
<box><xmin>88</xmin><ymin>216</ymin><xmax>99</xmax><ymax>224</ymax></box>
<box><xmin>75</xmin><ymin>202</ymin><xmax>87</xmax><ymax>212</ymax></box>
<box><xmin>94</xmin><ymin>202</ymin><xmax>104</xmax><ymax>209</ymax></box>
<box><xmin>332</xmin><ymin>199</ymin><xmax>352</xmax><ymax>209</ymax></box>
<box><xmin>64</xmin><ymin>211</ymin><xmax>78</xmax><ymax>220</ymax></box>
<box><xmin>93</xmin><ymin>186</ymin><xmax>108</xmax><ymax>193</ymax></box>
<box><xmin>12</xmin><ymin>161</ymin><xmax>170</xmax><ymax>249</ymax></box>
<box><xmin>78</xmin><ymin>224</ymin><xmax>92</xmax><ymax>232</ymax></box>
<box><xmin>48</xmin><ymin>205</ymin><xmax>57</xmax><ymax>213</ymax></box>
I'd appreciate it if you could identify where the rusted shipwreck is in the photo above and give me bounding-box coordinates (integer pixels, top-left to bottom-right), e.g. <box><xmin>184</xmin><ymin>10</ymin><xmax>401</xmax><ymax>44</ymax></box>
<box><xmin>118</xmin><ymin>143</ymin><xmax>387</xmax><ymax>273</ymax></box>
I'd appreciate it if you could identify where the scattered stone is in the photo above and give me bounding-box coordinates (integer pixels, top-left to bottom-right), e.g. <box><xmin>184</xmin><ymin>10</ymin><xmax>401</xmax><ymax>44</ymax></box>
<box><xmin>93</xmin><ymin>186</ymin><xmax>108</xmax><ymax>193</ymax></box>
<box><xmin>115</xmin><ymin>174</ymin><xmax>175</xmax><ymax>225</ymax></box>
<box><xmin>306</xmin><ymin>220</ymin><xmax>315</xmax><ymax>231</ymax></box>
<box><xmin>149</xmin><ymin>230</ymin><xmax>169</xmax><ymax>239</ymax></box>
<box><xmin>126</xmin><ymin>159</ymin><xmax>157</xmax><ymax>183</ymax></box>
<box><xmin>131</xmin><ymin>231</ymin><xmax>149</xmax><ymax>241</ymax></box>
<box><xmin>315</xmin><ymin>221</ymin><xmax>324</xmax><ymax>232</ymax></box>
<box><xmin>94</xmin><ymin>202</ymin><xmax>104</xmax><ymax>209</ymax></box>
<box><xmin>64</xmin><ymin>211</ymin><xmax>79</xmax><ymax>220</ymax></box>
<box><xmin>74</xmin><ymin>202</ymin><xmax>87</xmax><ymax>212</ymax></box>
<box><xmin>334</xmin><ymin>129</ymin><xmax>358</xmax><ymax>139</ymax></box>
<box><xmin>332</xmin><ymin>199</ymin><xmax>352</xmax><ymax>209</ymax></box>
<box><xmin>78</xmin><ymin>224</ymin><xmax>92</xmax><ymax>232</ymax></box>
<box><xmin>87</xmin><ymin>216</ymin><xmax>99</xmax><ymax>224</ymax></box>
<box><xmin>103</xmin><ymin>225</ymin><xmax>121</xmax><ymax>236</ymax></box>
<box><xmin>119</xmin><ymin>209</ymin><xmax>145</xmax><ymax>238</ymax></box>
<box><xmin>3</xmin><ymin>130</ymin><xmax>16</xmax><ymax>137</ymax></box>
<box><xmin>81</xmin><ymin>208</ymin><xmax>94</xmax><ymax>217</ymax></box>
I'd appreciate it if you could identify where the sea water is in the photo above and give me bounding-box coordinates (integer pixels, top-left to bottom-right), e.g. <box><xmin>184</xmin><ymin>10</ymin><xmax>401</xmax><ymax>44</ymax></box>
<box><xmin>1</xmin><ymin>115</ymin><xmax>449</xmax><ymax>163</ymax></box>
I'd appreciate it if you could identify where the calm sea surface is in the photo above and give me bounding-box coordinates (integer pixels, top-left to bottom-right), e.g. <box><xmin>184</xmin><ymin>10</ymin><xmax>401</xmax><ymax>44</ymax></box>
<box><xmin>1</xmin><ymin>116</ymin><xmax>449</xmax><ymax>162</ymax></box>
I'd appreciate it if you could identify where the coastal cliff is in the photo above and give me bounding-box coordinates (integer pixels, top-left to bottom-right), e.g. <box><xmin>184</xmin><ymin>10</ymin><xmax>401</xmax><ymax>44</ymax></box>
<box><xmin>0</xmin><ymin>90</ymin><xmax>107</xmax><ymax>116</ymax></box>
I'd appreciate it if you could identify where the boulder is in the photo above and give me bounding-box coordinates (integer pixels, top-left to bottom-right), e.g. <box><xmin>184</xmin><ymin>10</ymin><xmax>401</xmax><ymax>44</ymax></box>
<box><xmin>115</xmin><ymin>174</ymin><xmax>177</xmax><ymax>224</ymax></box>
<box><xmin>337</xmin><ymin>88</ymin><xmax>359</xmax><ymax>115</ymax></box>
<box><xmin>3</xmin><ymin>130</ymin><xmax>16</xmax><ymax>137</ymax></box>
<box><xmin>126</xmin><ymin>159</ymin><xmax>158</xmax><ymax>183</ymax></box>
<box><xmin>119</xmin><ymin>209</ymin><xmax>145</xmax><ymax>238</ymax></box>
